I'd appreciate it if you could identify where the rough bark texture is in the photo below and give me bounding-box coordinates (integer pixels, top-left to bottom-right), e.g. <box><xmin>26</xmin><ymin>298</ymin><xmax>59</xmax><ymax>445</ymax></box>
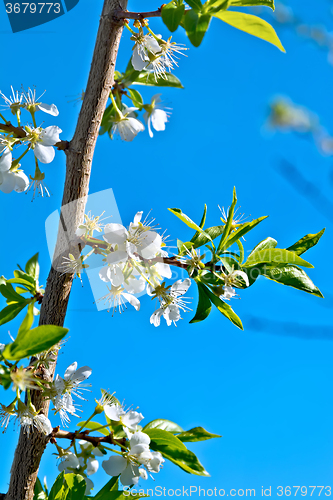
<box><xmin>6</xmin><ymin>1</ymin><xmax>127</xmax><ymax>498</ymax></box>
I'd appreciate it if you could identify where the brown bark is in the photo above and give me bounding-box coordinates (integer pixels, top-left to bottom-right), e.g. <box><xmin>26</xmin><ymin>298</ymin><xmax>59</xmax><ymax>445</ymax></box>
<box><xmin>6</xmin><ymin>1</ymin><xmax>127</xmax><ymax>498</ymax></box>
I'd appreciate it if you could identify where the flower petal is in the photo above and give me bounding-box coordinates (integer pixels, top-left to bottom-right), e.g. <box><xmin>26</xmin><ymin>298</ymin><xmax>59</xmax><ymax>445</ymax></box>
<box><xmin>122</xmin><ymin>410</ymin><xmax>144</xmax><ymax>429</ymax></box>
<box><xmin>151</xmin><ymin>109</ymin><xmax>168</xmax><ymax>132</ymax></box>
<box><xmin>102</xmin><ymin>455</ymin><xmax>127</xmax><ymax>477</ymax></box>
<box><xmin>104</xmin><ymin>223</ymin><xmax>128</xmax><ymax>245</ymax></box>
<box><xmin>39</xmin><ymin>125</ymin><xmax>62</xmax><ymax>146</ymax></box>
<box><xmin>106</xmin><ymin>250</ymin><xmax>128</xmax><ymax>266</ymax></box>
<box><xmin>120</xmin><ymin>464</ymin><xmax>140</xmax><ymax>486</ymax></box>
<box><xmin>34</xmin><ymin>143</ymin><xmax>55</xmax><ymax>164</ymax></box>
<box><xmin>122</xmin><ymin>292</ymin><xmax>140</xmax><ymax>311</ymax></box>
<box><xmin>150</xmin><ymin>308</ymin><xmax>163</xmax><ymax>326</ymax></box>
<box><xmin>37</xmin><ymin>103</ymin><xmax>59</xmax><ymax>116</ymax></box>
<box><xmin>0</xmin><ymin>148</ymin><xmax>12</xmax><ymax>172</ymax></box>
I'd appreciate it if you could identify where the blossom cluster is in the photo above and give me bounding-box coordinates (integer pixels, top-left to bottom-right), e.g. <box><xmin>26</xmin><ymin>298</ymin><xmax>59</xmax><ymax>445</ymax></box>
<box><xmin>107</xmin><ymin>23</ymin><xmax>186</xmax><ymax>142</ymax></box>
<box><xmin>61</xmin><ymin>209</ymin><xmax>252</xmax><ymax>326</ymax></box>
<box><xmin>0</xmin><ymin>87</ymin><xmax>61</xmax><ymax>197</ymax></box>
<box><xmin>58</xmin><ymin>396</ymin><xmax>165</xmax><ymax>493</ymax></box>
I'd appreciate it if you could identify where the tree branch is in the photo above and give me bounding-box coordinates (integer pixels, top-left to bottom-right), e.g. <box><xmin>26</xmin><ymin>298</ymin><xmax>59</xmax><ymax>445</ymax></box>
<box><xmin>0</xmin><ymin>122</ymin><xmax>69</xmax><ymax>150</ymax></box>
<box><xmin>6</xmin><ymin>0</ymin><xmax>128</xmax><ymax>499</ymax></box>
<box><xmin>52</xmin><ymin>429</ymin><xmax>127</xmax><ymax>449</ymax></box>
<box><xmin>115</xmin><ymin>7</ymin><xmax>164</xmax><ymax>20</ymax></box>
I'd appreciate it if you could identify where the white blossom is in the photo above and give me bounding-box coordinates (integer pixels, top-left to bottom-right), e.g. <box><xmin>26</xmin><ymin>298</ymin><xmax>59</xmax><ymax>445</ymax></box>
<box><xmin>58</xmin><ymin>452</ymin><xmax>80</xmax><ymax>473</ymax></box>
<box><xmin>22</xmin><ymin>87</ymin><xmax>59</xmax><ymax>116</ymax></box>
<box><xmin>98</xmin><ymin>283</ymin><xmax>140</xmax><ymax>314</ymax></box>
<box><xmin>150</xmin><ymin>278</ymin><xmax>191</xmax><ymax>327</ymax></box>
<box><xmin>111</xmin><ymin>107</ymin><xmax>144</xmax><ymax>142</ymax></box>
<box><xmin>102</xmin><ymin>432</ymin><xmax>154</xmax><ymax>486</ymax></box>
<box><xmin>25</xmin><ymin>125</ymin><xmax>62</xmax><ymax>164</ymax></box>
<box><xmin>131</xmin><ymin>34</ymin><xmax>162</xmax><ymax>71</ymax></box>
<box><xmin>0</xmin><ymin>169</ymin><xmax>29</xmax><ymax>194</ymax></box>
<box><xmin>143</xmin><ymin>94</ymin><xmax>170</xmax><ymax>138</ymax></box>
<box><xmin>104</xmin><ymin>403</ymin><xmax>144</xmax><ymax>431</ymax></box>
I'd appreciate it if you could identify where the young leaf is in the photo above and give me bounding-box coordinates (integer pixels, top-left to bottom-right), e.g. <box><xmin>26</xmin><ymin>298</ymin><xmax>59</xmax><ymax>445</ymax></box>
<box><xmin>2</xmin><ymin>325</ymin><xmax>68</xmax><ymax>361</ymax></box>
<box><xmin>286</xmin><ymin>229</ymin><xmax>325</xmax><ymax>256</ymax></box>
<box><xmin>190</xmin><ymin>204</ymin><xmax>207</xmax><ymax>242</ymax></box>
<box><xmin>92</xmin><ymin>477</ymin><xmax>118</xmax><ymax>500</ymax></box>
<box><xmin>0</xmin><ymin>299</ymin><xmax>32</xmax><ymax>327</ymax></box>
<box><xmin>243</xmin><ymin>248</ymin><xmax>313</xmax><ymax>269</ymax></box>
<box><xmin>248</xmin><ymin>237</ymin><xmax>277</xmax><ymax>257</ymax></box>
<box><xmin>168</xmin><ymin>208</ymin><xmax>213</xmax><ymax>244</ymax></box>
<box><xmin>191</xmin><ymin>225</ymin><xmax>225</xmax><ymax>249</ymax></box>
<box><xmin>184</xmin><ymin>10</ymin><xmax>212</xmax><ymax>47</ymax></box>
<box><xmin>223</xmin><ymin>216</ymin><xmax>268</xmax><ymax>251</ymax></box>
<box><xmin>0</xmin><ymin>282</ymin><xmax>27</xmax><ymax>304</ymax></box>
<box><xmin>162</xmin><ymin>1</ymin><xmax>185</xmax><ymax>32</ymax></box>
<box><xmin>229</xmin><ymin>0</ymin><xmax>275</xmax><ymax>8</ymax></box>
<box><xmin>190</xmin><ymin>283</ymin><xmax>212</xmax><ymax>323</ymax></box>
<box><xmin>17</xmin><ymin>302</ymin><xmax>35</xmax><ymax>338</ymax></box>
<box><xmin>186</xmin><ymin>0</ymin><xmax>203</xmax><ymax>11</ymax></box>
<box><xmin>143</xmin><ymin>419</ymin><xmax>184</xmax><ymax>433</ymax></box>
<box><xmin>145</xmin><ymin>428</ymin><xmax>210</xmax><ymax>476</ymax></box>
<box><xmin>262</xmin><ymin>265</ymin><xmax>324</xmax><ymax>298</ymax></box>
<box><xmin>213</xmin><ymin>11</ymin><xmax>285</xmax><ymax>52</ymax></box>
<box><xmin>76</xmin><ymin>420</ymin><xmax>110</xmax><ymax>436</ymax></box>
<box><xmin>130</xmin><ymin>71</ymin><xmax>184</xmax><ymax>88</ymax></box>
<box><xmin>203</xmin><ymin>286</ymin><xmax>243</xmax><ymax>329</ymax></box>
<box><xmin>63</xmin><ymin>473</ymin><xmax>86</xmax><ymax>500</ymax></box>
<box><xmin>25</xmin><ymin>253</ymin><xmax>40</xmax><ymax>281</ymax></box>
<box><xmin>48</xmin><ymin>472</ymin><xmax>66</xmax><ymax>500</ymax></box>
<box><xmin>217</xmin><ymin>187</ymin><xmax>237</xmax><ymax>254</ymax></box>
<box><xmin>127</xmin><ymin>88</ymin><xmax>143</xmax><ymax>108</ymax></box>
<box><xmin>177</xmin><ymin>426</ymin><xmax>221</xmax><ymax>442</ymax></box>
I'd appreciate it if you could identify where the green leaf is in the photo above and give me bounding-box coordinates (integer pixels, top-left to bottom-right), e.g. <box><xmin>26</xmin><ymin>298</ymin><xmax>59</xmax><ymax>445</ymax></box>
<box><xmin>204</xmin><ymin>0</ymin><xmax>230</xmax><ymax>14</ymax></box>
<box><xmin>248</xmin><ymin>237</ymin><xmax>277</xmax><ymax>257</ymax></box>
<box><xmin>130</xmin><ymin>71</ymin><xmax>183</xmax><ymax>88</ymax></box>
<box><xmin>7</xmin><ymin>277</ymin><xmax>36</xmax><ymax>293</ymax></box>
<box><xmin>184</xmin><ymin>10</ymin><xmax>212</xmax><ymax>47</ymax></box>
<box><xmin>0</xmin><ymin>282</ymin><xmax>28</xmax><ymax>303</ymax></box>
<box><xmin>162</xmin><ymin>1</ymin><xmax>185</xmax><ymax>31</ymax></box>
<box><xmin>34</xmin><ymin>477</ymin><xmax>47</xmax><ymax>500</ymax></box>
<box><xmin>213</xmin><ymin>11</ymin><xmax>285</xmax><ymax>52</ymax></box>
<box><xmin>286</xmin><ymin>229</ymin><xmax>325</xmax><ymax>256</ymax></box>
<box><xmin>25</xmin><ymin>253</ymin><xmax>40</xmax><ymax>281</ymax></box>
<box><xmin>76</xmin><ymin>420</ymin><xmax>110</xmax><ymax>436</ymax></box>
<box><xmin>3</xmin><ymin>325</ymin><xmax>68</xmax><ymax>361</ymax></box>
<box><xmin>186</xmin><ymin>0</ymin><xmax>203</xmax><ymax>11</ymax></box>
<box><xmin>190</xmin><ymin>204</ymin><xmax>207</xmax><ymax>242</ymax></box>
<box><xmin>17</xmin><ymin>302</ymin><xmax>35</xmax><ymax>338</ymax></box>
<box><xmin>177</xmin><ymin>426</ymin><xmax>221</xmax><ymax>442</ymax></box>
<box><xmin>243</xmin><ymin>249</ymin><xmax>313</xmax><ymax>269</ymax></box>
<box><xmin>262</xmin><ymin>265</ymin><xmax>323</xmax><ymax>298</ymax></box>
<box><xmin>48</xmin><ymin>472</ymin><xmax>66</xmax><ymax>500</ymax></box>
<box><xmin>92</xmin><ymin>476</ymin><xmax>118</xmax><ymax>500</ymax></box>
<box><xmin>64</xmin><ymin>474</ymin><xmax>86</xmax><ymax>500</ymax></box>
<box><xmin>168</xmin><ymin>208</ymin><xmax>213</xmax><ymax>244</ymax></box>
<box><xmin>127</xmin><ymin>88</ymin><xmax>143</xmax><ymax>107</ymax></box>
<box><xmin>217</xmin><ymin>187</ymin><xmax>237</xmax><ymax>254</ymax></box>
<box><xmin>223</xmin><ymin>216</ymin><xmax>268</xmax><ymax>252</ymax></box>
<box><xmin>190</xmin><ymin>283</ymin><xmax>212</xmax><ymax>323</ymax></box>
<box><xmin>0</xmin><ymin>276</ymin><xmax>6</xmax><ymax>286</ymax></box>
<box><xmin>229</xmin><ymin>0</ymin><xmax>275</xmax><ymax>9</ymax></box>
<box><xmin>143</xmin><ymin>419</ymin><xmax>184</xmax><ymax>433</ymax></box>
<box><xmin>0</xmin><ymin>364</ymin><xmax>12</xmax><ymax>390</ymax></box>
<box><xmin>0</xmin><ymin>299</ymin><xmax>32</xmax><ymax>327</ymax></box>
<box><xmin>145</xmin><ymin>428</ymin><xmax>210</xmax><ymax>476</ymax></box>
<box><xmin>202</xmin><ymin>286</ymin><xmax>243</xmax><ymax>329</ymax></box>
<box><xmin>191</xmin><ymin>225</ymin><xmax>225</xmax><ymax>249</ymax></box>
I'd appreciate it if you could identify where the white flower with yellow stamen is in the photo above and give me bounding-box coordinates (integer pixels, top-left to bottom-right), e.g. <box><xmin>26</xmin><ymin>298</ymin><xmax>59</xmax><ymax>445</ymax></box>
<box><xmin>22</xmin><ymin>87</ymin><xmax>59</xmax><ymax>116</ymax></box>
<box><xmin>24</xmin><ymin>125</ymin><xmax>62</xmax><ymax>164</ymax></box>
<box><xmin>150</xmin><ymin>278</ymin><xmax>191</xmax><ymax>327</ymax></box>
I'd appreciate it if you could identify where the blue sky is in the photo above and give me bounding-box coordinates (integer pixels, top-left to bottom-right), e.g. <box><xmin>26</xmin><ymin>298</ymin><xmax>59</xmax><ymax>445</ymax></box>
<box><xmin>0</xmin><ymin>0</ymin><xmax>333</xmax><ymax>497</ymax></box>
